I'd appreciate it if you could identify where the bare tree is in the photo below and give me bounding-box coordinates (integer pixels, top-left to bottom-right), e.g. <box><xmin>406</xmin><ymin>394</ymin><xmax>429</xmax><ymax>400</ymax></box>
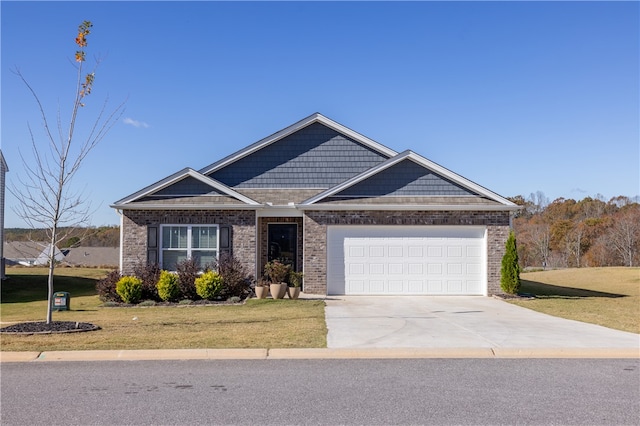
<box><xmin>8</xmin><ymin>21</ymin><xmax>124</xmax><ymax>324</ymax></box>
<box><xmin>607</xmin><ymin>206</ymin><xmax>640</xmax><ymax>267</ymax></box>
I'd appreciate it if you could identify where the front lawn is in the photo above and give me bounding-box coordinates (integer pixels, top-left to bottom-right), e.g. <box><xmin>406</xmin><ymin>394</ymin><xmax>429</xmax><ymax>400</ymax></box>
<box><xmin>0</xmin><ymin>267</ymin><xmax>327</xmax><ymax>352</ymax></box>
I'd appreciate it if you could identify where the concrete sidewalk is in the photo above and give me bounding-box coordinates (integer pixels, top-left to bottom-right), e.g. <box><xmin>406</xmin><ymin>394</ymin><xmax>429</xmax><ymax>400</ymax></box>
<box><xmin>1</xmin><ymin>347</ymin><xmax>638</xmax><ymax>363</ymax></box>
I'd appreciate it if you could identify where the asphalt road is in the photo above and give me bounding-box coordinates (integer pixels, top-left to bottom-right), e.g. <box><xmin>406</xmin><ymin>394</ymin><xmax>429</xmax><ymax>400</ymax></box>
<box><xmin>1</xmin><ymin>359</ymin><xmax>638</xmax><ymax>425</ymax></box>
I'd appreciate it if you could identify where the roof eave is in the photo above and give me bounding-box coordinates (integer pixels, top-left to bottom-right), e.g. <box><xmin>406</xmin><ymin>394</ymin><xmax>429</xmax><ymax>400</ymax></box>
<box><xmin>110</xmin><ymin>203</ymin><xmax>263</xmax><ymax>211</ymax></box>
<box><xmin>296</xmin><ymin>204</ymin><xmax>522</xmax><ymax>212</ymax></box>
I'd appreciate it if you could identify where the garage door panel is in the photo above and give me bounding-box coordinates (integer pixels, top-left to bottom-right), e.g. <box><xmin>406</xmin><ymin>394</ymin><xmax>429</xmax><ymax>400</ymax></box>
<box><xmin>327</xmin><ymin>226</ymin><xmax>486</xmax><ymax>295</ymax></box>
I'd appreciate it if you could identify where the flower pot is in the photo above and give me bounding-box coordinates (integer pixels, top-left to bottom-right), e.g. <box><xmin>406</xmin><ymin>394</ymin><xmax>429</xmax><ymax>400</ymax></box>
<box><xmin>287</xmin><ymin>287</ymin><xmax>301</xmax><ymax>299</ymax></box>
<box><xmin>255</xmin><ymin>286</ymin><xmax>269</xmax><ymax>299</ymax></box>
<box><xmin>269</xmin><ymin>283</ymin><xmax>287</xmax><ymax>299</ymax></box>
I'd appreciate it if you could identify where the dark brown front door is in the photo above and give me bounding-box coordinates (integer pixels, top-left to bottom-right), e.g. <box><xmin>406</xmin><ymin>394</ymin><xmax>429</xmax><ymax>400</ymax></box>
<box><xmin>267</xmin><ymin>223</ymin><xmax>297</xmax><ymax>271</ymax></box>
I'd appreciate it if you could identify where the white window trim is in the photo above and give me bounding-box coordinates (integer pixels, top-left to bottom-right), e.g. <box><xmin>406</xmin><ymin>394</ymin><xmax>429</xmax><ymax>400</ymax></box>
<box><xmin>159</xmin><ymin>224</ymin><xmax>220</xmax><ymax>270</ymax></box>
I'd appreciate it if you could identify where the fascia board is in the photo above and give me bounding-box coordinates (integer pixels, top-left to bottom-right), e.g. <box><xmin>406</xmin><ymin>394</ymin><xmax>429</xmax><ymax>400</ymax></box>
<box><xmin>198</xmin><ymin>113</ymin><xmax>397</xmax><ymax>175</ymax></box>
<box><xmin>403</xmin><ymin>151</ymin><xmax>518</xmax><ymax>207</ymax></box>
<box><xmin>296</xmin><ymin>204</ymin><xmax>522</xmax><ymax>212</ymax></box>
<box><xmin>112</xmin><ymin>167</ymin><xmax>194</xmax><ymax>206</ymax></box>
<box><xmin>112</xmin><ymin>168</ymin><xmax>260</xmax><ymax>207</ymax></box>
<box><xmin>110</xmin><ymin>204</ymin><xmax>261</xmax><ymax>211</ymax></box>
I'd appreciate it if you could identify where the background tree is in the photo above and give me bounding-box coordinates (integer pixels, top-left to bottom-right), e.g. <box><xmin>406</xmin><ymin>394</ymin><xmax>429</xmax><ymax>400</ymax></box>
<box><xmin>8</xmin><ymin>21</ymin><xmax>124</xmax><ymax>324</ymax></box>
<box><xmin>500</xmin><ymin>230</ymin><xmax>521</xmax><ymax>294</ymax></box>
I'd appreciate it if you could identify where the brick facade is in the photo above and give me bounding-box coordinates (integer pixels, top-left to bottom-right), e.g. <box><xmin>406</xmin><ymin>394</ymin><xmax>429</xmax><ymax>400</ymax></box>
<box><xmin>303</xmin><ymin>210</ymin><xmax>511</xmax><ymax>295</ymax></box>
<box><xmin>121</xmin><ymin>210</ymin><xmax>256</xmax><ymax>276</ymax></box>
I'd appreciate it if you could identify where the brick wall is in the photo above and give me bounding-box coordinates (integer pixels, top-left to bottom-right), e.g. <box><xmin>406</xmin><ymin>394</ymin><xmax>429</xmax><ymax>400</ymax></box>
<box><xmin>303</xmin><ymin>210</ymin><xmax>511</xmax><ymax>295</ymax></box>
<box><xmin>121</xmin><ymin>210</ymin><xmax>256</xmax><ymax>276</ymax></box>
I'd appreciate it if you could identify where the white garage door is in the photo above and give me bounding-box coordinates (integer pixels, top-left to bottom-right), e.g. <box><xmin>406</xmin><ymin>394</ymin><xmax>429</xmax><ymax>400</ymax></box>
<box><xmin>327</xmin><ymin>226</ymin><xmax>486</xmax><ymax>295</ymax></box>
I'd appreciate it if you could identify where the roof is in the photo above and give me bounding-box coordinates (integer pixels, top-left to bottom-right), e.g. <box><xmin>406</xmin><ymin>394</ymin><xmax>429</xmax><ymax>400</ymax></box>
<box><xmin>300</xmin><ymin>150</ymin><xmax>519</xmax><ymax>210</ymax></box>
<box><xmin>113</xmin><ymin>114</ymin><xmax>518</xmax><ymax>212</ymax></box>
<box><xmin>199</xmin><ymin>113</ymin><xmax>397</xmax><ymax>176</ymax></box>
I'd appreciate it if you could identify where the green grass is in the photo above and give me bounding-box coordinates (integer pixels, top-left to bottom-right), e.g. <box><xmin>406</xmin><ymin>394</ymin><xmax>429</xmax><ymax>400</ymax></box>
<box><xmin>510</xmin><ymin>267</ymin><xmax>640</xmax><ymax>334</ymax></box>
<box><xmin>0</xmin><ymin>267</ymin><xmax>327</xmax><ymax>352</ymax></box>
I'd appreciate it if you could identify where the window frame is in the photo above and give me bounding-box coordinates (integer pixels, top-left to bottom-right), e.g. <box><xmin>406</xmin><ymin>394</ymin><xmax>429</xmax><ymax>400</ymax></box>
<box><xmin>159</xmin><ymin>224</ymin><xmax>219</xmax><ymax>271</ymax></box>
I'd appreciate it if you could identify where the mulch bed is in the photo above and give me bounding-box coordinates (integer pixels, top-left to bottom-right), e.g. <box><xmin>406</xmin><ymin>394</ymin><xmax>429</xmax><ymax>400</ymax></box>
<box><xmin>0</xmin><ymin>321</ymin><xmax>100</xmax><ymax>335</ymax></box>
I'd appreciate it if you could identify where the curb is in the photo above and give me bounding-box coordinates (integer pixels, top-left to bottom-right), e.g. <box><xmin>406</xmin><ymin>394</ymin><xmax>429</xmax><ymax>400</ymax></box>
<box><xmin>1</xmin><ymin>347</ymin><xmax>638</xmax><ymax>362</ymax></box>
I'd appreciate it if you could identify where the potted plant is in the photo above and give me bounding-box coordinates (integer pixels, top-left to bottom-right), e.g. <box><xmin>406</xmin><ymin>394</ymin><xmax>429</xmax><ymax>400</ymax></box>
<box><xmin>254</xmin><ymin>279</ymin><xmax>269</xmax><ymax>299</ymax></box>
<box><xmin>287</xmin><ymin>271</ymin><xmax>303</xmax><ymax>299</ymax></box>
<box><xmin>264</xmin><ymin>260</ymin><xmax>290</xmax><ymax>299</ymax></box>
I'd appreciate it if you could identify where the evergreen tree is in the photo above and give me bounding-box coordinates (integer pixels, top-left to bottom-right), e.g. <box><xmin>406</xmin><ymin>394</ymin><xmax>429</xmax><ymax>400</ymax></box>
<box><xmin>501</xmin><ymin>230</ymin><xmax>521</xmax><ymax>294</ymax></box>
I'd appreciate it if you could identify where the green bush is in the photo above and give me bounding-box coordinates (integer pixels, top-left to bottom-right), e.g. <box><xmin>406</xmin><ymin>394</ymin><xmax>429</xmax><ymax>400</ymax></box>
<box><xmin>157</xmin><ymin>270</ymin><xmax>180</xmax><ymax>302</ymax></box>
<box><xmin>195</xmin><ymin>271</ymin><xmax>224</xmax><ymax>300</ymax></box>
<box><xmin>116</xmin><ymin>276</ymin><xmax>143</xmax><ymax>304</ymax></box>
<box><xmin>501</xmin><ymin>230</ymin><xmax>521</xmax><ymax>294</ymax></box>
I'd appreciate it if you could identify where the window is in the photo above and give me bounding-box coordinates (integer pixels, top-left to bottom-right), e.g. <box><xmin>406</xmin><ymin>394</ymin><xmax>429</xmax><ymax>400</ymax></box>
<box><xmin>161</xmin><ymin>225</ymin><xmax>218</xmax><ymax>270</ymax></box>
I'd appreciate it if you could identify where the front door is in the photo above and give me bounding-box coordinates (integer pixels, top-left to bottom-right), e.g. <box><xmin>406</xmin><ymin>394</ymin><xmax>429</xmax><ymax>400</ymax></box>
<box><xmin>268</xmin><ymin>223</ymin><xmax>297</xmax><ymax>271</ymax></box>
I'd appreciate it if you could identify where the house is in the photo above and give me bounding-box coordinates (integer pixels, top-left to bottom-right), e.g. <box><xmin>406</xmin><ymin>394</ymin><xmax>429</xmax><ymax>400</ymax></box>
<box><xmin>3</xmin><ymin>241</ymin><xmax>66</xmax><ymax>266</ymax></box>
<box><xmin>4</xmin><ymin>242</ymin><xmax>118</xmax><ymax>268</ymax></box>
<box><xmin>112</xmin><ymin>113</ymin><xmax>519</xmax><ymax>296</ymax></box>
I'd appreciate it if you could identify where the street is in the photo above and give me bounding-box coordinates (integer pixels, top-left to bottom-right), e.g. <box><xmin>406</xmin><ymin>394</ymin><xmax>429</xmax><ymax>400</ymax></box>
<box><xmin>1</xmin><ymin>359</ymin><xmax>638</xmax><ymax>425</ymax></box>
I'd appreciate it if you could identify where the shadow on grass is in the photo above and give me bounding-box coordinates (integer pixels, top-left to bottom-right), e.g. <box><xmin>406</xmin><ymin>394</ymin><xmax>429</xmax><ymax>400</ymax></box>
<box><xmin>1</xmin><ymin>275</ymin><xmax>98</xmax><ymax>303</ymax></box>
<box><xmin>521</xmin><ymin>279</ymin><xmax>627</xmax><ymax>299</ymax></box>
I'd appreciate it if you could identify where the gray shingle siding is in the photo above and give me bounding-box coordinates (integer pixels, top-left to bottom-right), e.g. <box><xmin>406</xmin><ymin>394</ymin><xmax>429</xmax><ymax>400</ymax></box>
<box><xmin>336</xmin><ymin>159</ymin><xmax>478</xmax><ymax>197</ymax></box>
<box><xmin>208</xmin><ymin>122</ymin><xmax>389</xmax><ymax>188</ymax></box>
<box><xmin>150</xmin><ymin>176</ymin><xmax>224</xmax><ymax>197</ymax></box>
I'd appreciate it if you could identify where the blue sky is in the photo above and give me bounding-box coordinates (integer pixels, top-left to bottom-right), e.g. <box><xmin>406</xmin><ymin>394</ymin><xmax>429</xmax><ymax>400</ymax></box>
<box><xmin>2</xmin><ymin>1</ymin><xmax>638</xmax><ymax>228</ymax></box>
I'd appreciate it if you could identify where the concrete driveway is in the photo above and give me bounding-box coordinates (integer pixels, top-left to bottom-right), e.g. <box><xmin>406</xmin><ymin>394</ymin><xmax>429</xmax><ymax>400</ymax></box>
<box><xmin>325</xmin><ymin>296</ymin><xmax>640</xmax><ymax>349</ymax></box>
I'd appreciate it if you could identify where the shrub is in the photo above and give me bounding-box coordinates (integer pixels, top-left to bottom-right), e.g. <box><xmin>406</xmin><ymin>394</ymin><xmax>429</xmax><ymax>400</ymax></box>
<box><xmin>96</xmin><ymin>270</ymin><xmax>121</xmax><ymax>302</ymax></box>
<box><xmin>195</xmin><ymin>271</ymin><xmax>224</xmax><ymax>300</ymax></box>
<box><xmin>288</xmin><ymin>271</ymin><xmax>303</xmax><ymax>288</ymax></box>
<box><xmin>133</xmin><ymin>262</ymin><xmax>161</xmax><ymax>301</ymax></box>
<box><xmin>216</xmin><ymin>253</ymin><xmax>253</xmax><ymax>298</ymax></box>
<box><xmin>176</xmin><ymin>258</ymin><xmax>200</xmax><ymax>300</ymax></box>
<box><xmin>501</xmin><ymin>230</ymin><xmax>521</xmax><ymax>294</ymax></box>
<box><xmin>264</xmin><ymin>260</ymin><xmax>290</xmax><ymax>283</ymax></box>
<box><xmin>157</xmin><ymin>270</ymin><xmax>180</xmax><ymax>302</ymax></box>
<box><xmin>116</xmin><ymin>276</ymin><xmax>143</xmax><ymax>304</ymax></box>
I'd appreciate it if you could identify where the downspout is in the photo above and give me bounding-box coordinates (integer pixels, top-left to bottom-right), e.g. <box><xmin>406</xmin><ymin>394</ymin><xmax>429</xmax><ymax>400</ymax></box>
<box><xmin>116</xmin><ymin>209</ymin><xmax>124</xmax><ymax>272</ymax></box>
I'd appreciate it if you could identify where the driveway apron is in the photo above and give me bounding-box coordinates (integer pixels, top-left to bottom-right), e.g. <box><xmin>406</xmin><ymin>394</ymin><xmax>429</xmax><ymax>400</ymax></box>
<box><xmin>325</xmin><ymin>296</ymin><xmax>640</xmax><ymax>349</ymax></box>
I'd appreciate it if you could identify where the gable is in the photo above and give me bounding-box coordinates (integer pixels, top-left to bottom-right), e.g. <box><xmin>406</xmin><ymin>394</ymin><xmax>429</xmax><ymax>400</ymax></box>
<box><xmin>333</xmin><ymin>159</ymin><xmax>477</xmax><ymax>198</ymax></box>
<box><xmin>139</xmin><ymin>176</ymin><xmax>226</xmax><ymax>201</ymax></box>
<box><xmin>301</xmin><ymin>150</ymin><xmax>519</xmax><ymax>210</ymax></box>
<box><xmin>206</xmin><ymin>122</ymin><xmax>390</xmax><ymax>189</ymax></box>
<box><xmin>111</xmin><ymin>168</ymin><xmax>260</xmax><ymax>209</ymax></box>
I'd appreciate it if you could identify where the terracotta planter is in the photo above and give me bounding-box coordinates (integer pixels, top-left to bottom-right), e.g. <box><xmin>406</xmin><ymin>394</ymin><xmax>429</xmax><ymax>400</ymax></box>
<box><xmin>255</xmin><ymin>286</ymin><xmax>269</xmax><ymax>299</ymax></box>
<box><xmin>287</xmin><ymin>287</ymin><xmax>301</xmax><ymax>299</ymax></box>
<box><xmin>269</xmin><ymin>283</ymin><xmax>287</xmax><ymax>299</ymax></box>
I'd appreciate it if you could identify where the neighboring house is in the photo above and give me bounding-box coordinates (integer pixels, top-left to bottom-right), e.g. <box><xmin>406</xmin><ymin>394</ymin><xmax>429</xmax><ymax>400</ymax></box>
<box><xmin>112</xmin><ymin>113</ymin><xmax>520</xmax><ymax>296</ymax></box>
<box><xmin>64</xmin><ymin>247</ymin><xmax>119</xmax><ymax>268</ymax></box>
<box><xmin>4</xmin><ymin>242</ymin><xmax>118</xmax><ymax>268</ymax></box>
<box><xmin>1</xmin><ymin>150</ymin><xmax>7</xmax><ymax>279</ymax></box>
<box><xmin>4</xmin><ymin>241</ymin><xmax>66</xmax><ymax>267</ymax></box>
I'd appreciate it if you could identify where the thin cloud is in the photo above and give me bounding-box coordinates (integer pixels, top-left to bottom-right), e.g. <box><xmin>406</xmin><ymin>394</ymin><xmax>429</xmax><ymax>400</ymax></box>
<box><xmin>123</xmin><ymin>117</ymin><xmax>150</xmax><ymax>128</ymax></box>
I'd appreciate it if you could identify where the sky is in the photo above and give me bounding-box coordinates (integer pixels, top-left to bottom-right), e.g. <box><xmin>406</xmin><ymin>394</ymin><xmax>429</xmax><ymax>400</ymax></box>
<box><xmin>1</xmin><ymin>1</ymin><xmax>638</xmax><ymax>228</ymax></box>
